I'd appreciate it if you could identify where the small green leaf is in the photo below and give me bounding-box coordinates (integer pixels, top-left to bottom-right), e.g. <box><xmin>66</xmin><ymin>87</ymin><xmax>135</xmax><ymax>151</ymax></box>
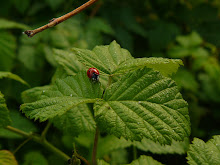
<box><xmin>98</xmin><ymin>160</ymin><xmax>110</xmax><ymax>165</ymax></box>
<box><xmin>114</xmin><ymin>57</ymin><xmax>183</xmax><ymax>76</ymax></box>
<box><xmin>0</xmin><ymin>72</ymin><xmax>29</xmax><ymax>86</ymax></box>
<box><xmin>134</xmin><ymin>137</ymin><xmax>189</xmax><ymax>154</ymax></box>
<box><xmin>176</xmin><ymin>32</ymin><xmax>203</xmax><ymax>47</ymax></box>
<box><xmin>0</xmin><ymin>19</ymin><xmax>29</xmax><ymax>29</ymax></box>
<box><xmin>0</xmin><ymin>150</ymin><xmax>18</xmax><ymax>165</ymax></box>
<box><xmin>94</xmin><ymin>68</ymin><xmax>190</xmax><ymax>144</ymax></box>
<box><xmin>0</xmin><ymin>92</ymin><xmax>11</xmax><ymax>128</ymax></box>
<box><xmin>21</xmin><ymin>72</ymin><xmax>102</xmax><ymax>123</ymax></box>
<box><xmin>24</xmin><ymin>151</ymin><xmax>48</xmax><ymax>165</ymax></box>
<box><xmin>72</xmin><ymin>40</ymin><xmax>133</xmax><ymax>74</ymax></box>
<box><xmin>187</xmin><ymin>135</ymin><xmax>220</xmax><ymax>165</ymax></box>
<box><xmin>124</xmin><ymin>155</ymin><xmax>163</xmax><ymax>165</ymax></box>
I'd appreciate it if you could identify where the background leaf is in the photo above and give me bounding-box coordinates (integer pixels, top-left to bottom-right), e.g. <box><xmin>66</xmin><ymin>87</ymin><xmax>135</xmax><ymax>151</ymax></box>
<box><xmin>134</xmin><ymin>138</ymin><xmax>189</xmax><ymax>154</ymax></box>
<box><xmin>187</xmin><ymin>135</ymin><xmax>220</xmax><ymax>165</ymax></box>
<box><xmin>0</xmin><ymin>31</ymin><xmax>16</xmax><ymax>71</ymax></box>
<box><xmin>124</xmin><ymin>155</ymin><xmax>163</xmax><ymax>165</ymax></box>
<box><xmin>0</xmin><ymin>72</ymin><xmax>29</xmax><ymax>86</ymax></box>
<box><xmin>95</xmin><ymin>68</ymin><xmax>190</xmax><ymax>144</ymax></box>
<box><xmin>0</xmin><ymin>92</ymin><xmax>11</xmax><ymax>128</ymax></box>
<box><xmin>23</xmin><ymin>151</ymin><xmax>48</xmax><ymax>165</ymax></box>
<box><xmin>0</xmin><ymin>150</ymin><xmax>18</xmax><ymax>165</ymax></box>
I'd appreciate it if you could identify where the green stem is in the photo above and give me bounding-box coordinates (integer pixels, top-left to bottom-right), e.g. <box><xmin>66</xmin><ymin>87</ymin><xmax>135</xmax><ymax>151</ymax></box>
<box><xmin>133</xmin><ymin>146</ymin><xmax>137</xmax><ymax>160</ymax></box>
<box><xmin>6</xmin><ymin>126</ymin><xmax>70</xmax><ymax>161</ymax></box>
<box><xmin>13</xmin><ymin>137</ymin><xmax>32</xmax><ymax>154</ymax></box>
<box><xmin>107</xmin><ymin>75</ymin><xmax>112</xmax><ymax>88</ymax></box>
<box><xmin>92</xmin><ymin>128</ymin><xmax>99</xmax><ymax>165</ymax></box>
<box><xmin>41</xmin><ymin>122</ymin><xmax>52</xmax><ymax>139</ymax></box>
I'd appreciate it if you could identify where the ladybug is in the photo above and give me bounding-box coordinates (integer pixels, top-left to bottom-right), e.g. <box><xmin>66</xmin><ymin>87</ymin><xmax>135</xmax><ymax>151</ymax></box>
<box><xmin>87</xmin><ymin>68</ymin><xmax>100</xmax><ymax>82</ymax></box>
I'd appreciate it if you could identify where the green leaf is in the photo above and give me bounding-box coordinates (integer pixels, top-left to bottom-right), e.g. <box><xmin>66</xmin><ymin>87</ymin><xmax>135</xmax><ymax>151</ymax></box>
<box><xmin>24</xmin><ymin>151</ymin><xmax>48</xmax><ymax>165</ymax></box>
<box><xmin>97</xmin><ymin>135</ymin><xmax>132</xmax><ymax>158</ymax></box>
<box><xmin>21</xmin><ymin>85</ymin><xmax>51</xmax><ymax>103</ymax></box>
<box><xmin>134</xmin><ymin>137</ymin><xmax>189</xmax><ymax>154</ymax></box>
<box><xmin>98</xmin><ymin>160</ymin><xmax>110</xmax><ymax>165</ymax></box>
<box><xmin>0</xmin><ymin>92</ymin><xmax>11</xmax><ymax>128</ymax></box>
<box><xmin>0</xmin><ymin>72</ymin><xmax>29</xmax><ymax>86</ymax></box>
<box><xmin>114</xmin><ymin>58</ymin><xmax>183</xmax><ymax>77</ymax></box>
<box><xmin>94</xmin><ymin>68</ymin><xmax>190</xmax><ymax>144</ymax></box>
<box><xmin>52</xmin><ymin>104</ymin><xmax>96</xmax><ymax>135</ymax></box>
<box><xmin>0</xmin><ymin>19</ymin><xmax>29</xmax><ymax>29</ymax></box>
<box><xmin>21</xmin><ymin>72</ymin><xmax>102</xmax><ymax>122</ymax></box>
<box><xmin>11</xmin><ymin>0</ymin><xmax>30</xmax><ymax>14</ymax></box>
<box><xmin>187</xmin><ymin>135</ymin><xmax>220</xmax><ymax>165</ymax></box>
<box><xmin>176</xmin><ymin>32</ymin><xmax>203</xmax><ymax>47</ymax></box>
<box><xmin>124</xmin><ymin>155</ymin><xmax>163</xmax><ymax>165</ymax></box>
<box><xmin>0</xmin><ymin>31</ymin><xmax>16</xmax><ymax>71</ymax></box>
<box><xmin>53</xmin><ymin>49</ymin><xmax>84</xmax><ymax>75</ymax></box>
<box><xmin>0</xmin><ymin>109</ymin><xmax>38</xmax><ymax>139</ymax></box>
<box><xmin>0</xmin><ymin>150</ymin><xmax>18</xmax><ymax>165</ymax></box>
<box><xmin>72</xmin><ymin>40</ymin><xmax>133</xmax><ymax>74</ymax></box>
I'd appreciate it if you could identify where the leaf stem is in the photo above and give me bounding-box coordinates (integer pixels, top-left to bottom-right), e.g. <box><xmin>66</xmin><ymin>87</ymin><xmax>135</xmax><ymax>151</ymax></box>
<box><xmin>41</xmin><ymin>122</ymin><xmax>52</xmax><ymax>139</ymax></box>
<box><xmin>92</xmin><ymin>128</ymin><xmax>99</xmax><ymax>165</ymax></box>
<box><xmin>6</xmin><ymin>126</ymin><xmax>70</xmax><ymax>161</ymax></box>
<box><xmin>23</xmin><ymin>0</ymin><xmax>98</xmax><ymax>37</ymax></box>
<box><xmin>13</xmin><ymin>137</ymin><xmax>32</xmax><ymax>154</ymax></box>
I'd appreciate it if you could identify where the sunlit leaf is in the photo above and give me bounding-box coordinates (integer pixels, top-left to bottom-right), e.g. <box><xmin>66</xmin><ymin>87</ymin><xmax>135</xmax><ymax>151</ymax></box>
<box><xmin>0</xmin><ymin>150</ymin><xmax>18</xmax><ymax>165</ymax></box>
<box><xmin>0</xmin><ymin>72</ymin><xmax>29</xmax><ymax>86</ymax></box>
<box><xmin>124</xmin><ymin>155</ymin><xmax>163</xmax><ymax>165</ymax></box>
<box><xmin>95</xmin><ymin>68</ymin><xmax>190</xmax><ymax>144</ymax></box>
<box><xmin>187</xmin><ymin>135</ymin><xmax>220</xmax><ymax>165</ymax></box>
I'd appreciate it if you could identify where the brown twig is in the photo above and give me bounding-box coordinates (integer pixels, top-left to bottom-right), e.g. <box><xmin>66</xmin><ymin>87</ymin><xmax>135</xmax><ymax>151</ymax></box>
<box><xmin>23</xmin><ymin>0</ymin><xmax>98</xmax><ymax>38</ymax></box>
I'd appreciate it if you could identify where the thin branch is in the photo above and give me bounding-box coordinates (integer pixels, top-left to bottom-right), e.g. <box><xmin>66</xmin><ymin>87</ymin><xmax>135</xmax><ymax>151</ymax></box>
<box><xmin>6</xmin><ymin>126</ymin><xmax>70</xmax><ymax>161</ymax></box>
<box><xmin>92</xmin><ymin>128</ymin><xmax>99</xmax><ymax>165</ymax></box>
<box><xmin>75</xmin><ymin>153</ymin><xmax>90</xmax><ymax>165</ymax></box>
<box><xmin>13</xmin><ymin>137</ymin><xmax>32</xmax><ymax>154</ymax></box>
<box><xmin>41</xmin><ymin>122</ymin><xmax>52</xmax><ymax>139</ymax></box>
<box><xmin>23</xmin><ymin>0</ymin><xmax>98</xmax><ymax>37</ymax></box>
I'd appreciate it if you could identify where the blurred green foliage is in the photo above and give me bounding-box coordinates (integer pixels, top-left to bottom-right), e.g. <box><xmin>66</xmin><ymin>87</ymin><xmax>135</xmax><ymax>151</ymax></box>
<box><xmin>0</xmin><ymin>0</ymin><xmax>220</xmax><ymax>164</ymax></box>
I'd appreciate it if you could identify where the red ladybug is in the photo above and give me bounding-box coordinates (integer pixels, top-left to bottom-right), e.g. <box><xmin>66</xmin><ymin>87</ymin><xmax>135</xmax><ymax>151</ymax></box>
<box><xmin>87</xmin><ymin>68</ymin><xmax>100</xmax><ymax>81</ymax></box>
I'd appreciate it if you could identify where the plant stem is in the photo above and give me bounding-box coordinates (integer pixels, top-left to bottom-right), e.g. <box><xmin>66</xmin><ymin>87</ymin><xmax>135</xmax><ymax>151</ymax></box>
<box><xmin>133</xmin><ymin>146</ymin><xmax>137</xmax><ymax>160</ymax></box>
<box><xmin>6</xmin><ymin>126</ymin><xmax>70</xmax><ymax>161</ymax></box>
<box><xmin>107</xmin><ymin>75</ymin><xmax>112</xmax><ymax>88</ymax></box>
<box><xmin>13</xmin><ymin>137</ymin><xmax>32</xmax><ymax>154</ymax></box>
<box><xmin>92</xmin><ymin>128</ymin><xmax>99</xmax><ymax>165</ymax></box>
<box><xmin>41</xmin><ymin>122</ymin><xmax>51</xmax><ymax>139</ymax></box>
<box><xmin>75</xmin><ymin>153</ymin><xmax>90</xmax><ymax>165</ymax></box>
<box><xmin>23</xmin><ymin>0</ymin><xmax>98</xmax><ymax>37</ymax></box>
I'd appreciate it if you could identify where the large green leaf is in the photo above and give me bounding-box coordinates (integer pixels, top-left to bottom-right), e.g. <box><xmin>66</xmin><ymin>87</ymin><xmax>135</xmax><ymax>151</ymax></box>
<box><xmin>94</xmin><ymin>68</ymin><xmax>190</xmax><ymax>144</ymax></box>
<box><xmin>52</xmin><ymin>104</ymin><xmax>96</xmax><ymax>135</ymax></box>
<box><xmin>124</xmin><ymin>155</ymin><xmax>163</xmax><ymax>165</ymax></box>
<box><xmin>0</xmin><ymin>31</ymin><xmax>16</xmax><ymax>71</ymax></box>
<box><xmin>187</xmin><ymin>135</ymin><xmax>220</xmax><ymax>165</ymax></box>
<box><xmin>0</xmin><ymin>92</ymin><xmax>11</xmax><ymax>128</ymax></box>
<box><xmin>0</xmin><ymin>72</ymin><xmax>29</xmax><ymax>86</ymax></box>
<box><xmin>53</xmin><ymin>49</ymin><xmax>83</xmax><ymax>75</ymax></box>
<box><xmin>114</xmin><ymin>58</ymin><xmax>183</xmax><ymax>77</ymax></box>
<box><xmin>0</xmin><ymin>150</ymin><xmax>18</xmax><ymax>165</ymax></box>
<box><xmin>72</xmin><ymin>40</ymin><xmax>133</xmax><ymax>74</ymax></box>
<box><xmin>21</xmin><ymin>72</ymin><xmax>102</xmax><ymax>123</ymax></box>
<box><xmin>134</xmin><ymin>137</ymin><xmax>189</xmax><ymax>154</ymax></box>
<box><xmin>0</xmin><ymin>19</ymin><xmax>29</xmax><ymax>29</ymax></box>
<box><xmin>98</xmin><ymin>160</ymin><xmax>110</xmax><ymax>165</ymax></box>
